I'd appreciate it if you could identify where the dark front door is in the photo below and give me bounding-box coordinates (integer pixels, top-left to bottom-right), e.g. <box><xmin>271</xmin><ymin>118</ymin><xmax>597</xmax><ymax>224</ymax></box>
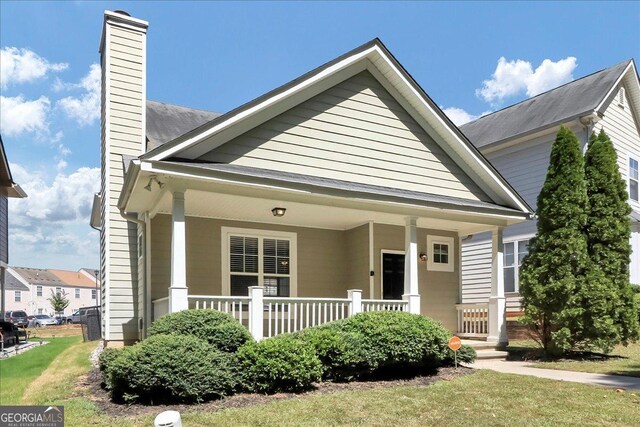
<box><xmin>382</xmin><ymin>253</ymin><xmax>404</xmax><ymax>300</ymax></box>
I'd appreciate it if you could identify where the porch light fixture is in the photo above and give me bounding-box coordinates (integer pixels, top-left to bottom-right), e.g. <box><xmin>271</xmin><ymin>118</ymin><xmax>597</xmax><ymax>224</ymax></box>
<box><xmin>419</xmin><ymin>253</ymin><xmax>428</xmax><ymax>262</ymax></box>
<box><xmin>272</xmin><ymin>207</ymin><xmax>286</xmax><ymax>217</ymax></box>
<box><xmin>144</xmin><ymin>176</ymin><xmax>165</xmax><ymax>192</ymax></box>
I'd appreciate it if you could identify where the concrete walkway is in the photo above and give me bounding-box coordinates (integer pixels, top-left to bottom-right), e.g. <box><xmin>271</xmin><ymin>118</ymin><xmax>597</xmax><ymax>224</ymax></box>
<box><xmin>470</xmin><ymin>359</ymin><xmax>640</xmax><ymax>390</ymax></box>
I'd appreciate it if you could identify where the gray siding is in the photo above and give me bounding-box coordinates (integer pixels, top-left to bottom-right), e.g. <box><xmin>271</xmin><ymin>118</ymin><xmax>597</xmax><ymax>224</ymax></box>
<box><xmin>200</xmin><ymin>71</ymin><xmax>490</xmax><ymax>202</ymax></box>
<box><xmin>101</xmin><ymin>22</ymin><xmax>145</xmax><ymax>343</ymax></box>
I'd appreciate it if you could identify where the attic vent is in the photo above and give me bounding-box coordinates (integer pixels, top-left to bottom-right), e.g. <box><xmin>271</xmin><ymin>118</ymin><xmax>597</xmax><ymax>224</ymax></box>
<box><xmin>618</xmin><ymin>87</ymin><xmax>625</xmax><ymax>108</ymax></box>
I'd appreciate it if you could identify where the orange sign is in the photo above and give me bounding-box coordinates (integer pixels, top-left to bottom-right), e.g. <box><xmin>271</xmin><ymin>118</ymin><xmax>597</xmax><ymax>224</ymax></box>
<box><xmin>448</xmin><ymin>336</ymin><xmax>462</xmax><ymax>351</ymax></box>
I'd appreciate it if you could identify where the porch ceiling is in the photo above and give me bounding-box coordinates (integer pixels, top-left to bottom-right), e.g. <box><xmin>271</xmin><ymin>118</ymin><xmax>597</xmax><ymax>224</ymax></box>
<box><xmin>122</xmin><ymin>160</ymin><xmax>529</xmax><ymax>235</ymax></box>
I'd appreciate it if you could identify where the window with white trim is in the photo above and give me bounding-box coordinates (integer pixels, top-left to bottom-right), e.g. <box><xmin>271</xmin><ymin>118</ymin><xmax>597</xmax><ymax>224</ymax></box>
<box><xmin>36</xmin><ymin>285</ymin><xmax>42</xmax><ymax>297</ymax></box>
<box><xmin>225</xmin><ymin>230</ymin><xmax>294</xmax><ymax>297</ymax></box>
<box><xmin>38</xmin><ymin>308</ymin><xmax>43</xmax><ymax>315</ymax></box>
<box><xmin>55</xmin><ymin>287</ymin><xmax>62</xmax><ymax>296</ymax></box>
<box><xmin>91</xmin><ymin>289</ymin><xmax>97</xmax><ymax>300</ymax></box>
<box><xmin>75</xmin><ymin>288</ymin><xmax>80</xmax><ymax>299</ymax></box>
<box><xmin>504</xmin><ymin>239</ymin><xmax>529</xmax><ymax>293</ymax></box>
<box><xmin>426</xmin><ymin>235</ymin><xmax>455</xmax><ymax>272</ymax></box>
<box><xmin>15</xmin><ymin>290</ymin><xmax>21</xmax><ymax>302</ymax></box>
<box><xmin>630</xmin><ymin>157</ymin><xmax>638</xmax><ymax>202</ymax></box>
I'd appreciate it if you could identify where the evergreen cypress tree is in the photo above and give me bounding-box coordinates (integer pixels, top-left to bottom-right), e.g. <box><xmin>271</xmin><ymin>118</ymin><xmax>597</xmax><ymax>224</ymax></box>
<box><xmin>584</xmin><ymin>129</ymin><xmax>639</xmax><ymax>348</ymax></box>
<box><xmin>520</xmin><ymin>126</ymin><xmax>589</xmax><ymax>355</ymax></box>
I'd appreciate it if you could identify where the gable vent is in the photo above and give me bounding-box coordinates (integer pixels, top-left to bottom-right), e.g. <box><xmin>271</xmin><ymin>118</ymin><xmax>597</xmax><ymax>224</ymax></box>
<box><xmin>618</xmin><ymin>87</ymin><xmax>626</xmax><ymax>108</ymax></box>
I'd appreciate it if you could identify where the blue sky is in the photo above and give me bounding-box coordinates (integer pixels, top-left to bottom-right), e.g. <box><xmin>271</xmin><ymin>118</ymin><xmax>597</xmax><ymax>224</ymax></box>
<box><xmin>1</xmin><ymin>1</ymin><xmax>639</xmax><ymax>270</ymax></box>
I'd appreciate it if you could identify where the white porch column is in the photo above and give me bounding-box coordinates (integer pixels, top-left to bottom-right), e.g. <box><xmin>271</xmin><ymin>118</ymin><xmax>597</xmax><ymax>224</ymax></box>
<box><xmin>248</xmin><ymin>286</ymin><xmax>264</xmax><ymax>341</ymax></box>
<box><xmin>348</xmin><ymin>289</ymin><xmax>362</xmax><ymax>316</ymax></box>
<box><xmin>488</xmin><ymin>227</ymin><xmax>508</xmax><ymax>344</ymax></box>
<box><xmin>169</xmin><ymin>191</ymin><xmax>188</xmax><ymax>313</ymax></box>
<box><xmin>403</xmin><ymin>217</ymin><xmax>420</xmax><ymax>314</ymax></box>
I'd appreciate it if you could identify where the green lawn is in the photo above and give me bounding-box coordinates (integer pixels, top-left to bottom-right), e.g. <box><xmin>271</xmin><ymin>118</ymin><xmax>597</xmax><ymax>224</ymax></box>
<box><xmin>0</xmin><ymin>336</ymin><xmax>82</xmax><ymax>405</ymax></box>
<box><xmin>508</xmin><ymin>340</ymin><xmax>640</xmax><ymax>378</ymax></box>
<box><xmin>3</xmin><ymin>337</ymin><xmax>639</xmax><ymax>426</ymax></box>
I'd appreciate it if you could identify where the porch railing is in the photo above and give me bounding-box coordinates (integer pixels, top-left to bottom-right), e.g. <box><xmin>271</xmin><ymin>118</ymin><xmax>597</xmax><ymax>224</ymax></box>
<box><xmin>456</xmin><ymin>303</ymin><xmax>489</xmax><ymax>337</ymax></box>
<box><xmin>152</xmin><ymin>289</ymin><xmax>411</xmax><ymax>340</ymax></box>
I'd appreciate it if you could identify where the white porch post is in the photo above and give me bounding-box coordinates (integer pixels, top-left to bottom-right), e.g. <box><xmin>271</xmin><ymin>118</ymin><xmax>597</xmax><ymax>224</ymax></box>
<box><xmin>169</xmin><ymin>191</ymin><xmax>188</xmax><ymax>313</ymax></box>
<box><xmin>248</xmin><ymin>286</ymin><xmax>264</xmax><ymax>341</ymax></box>
<box><xmin>403</xmin><ymin>217</ymin><xmax>420</xmax><ymax>314</ymax></box>
<box><xmin>348</xmin><ymin>289</ymin><xmax>363</xmax><ymax>316</ymax></box>
<box><xmin>488</xmin><ymin>227</ymin><xmax>508</xmax><ymax>344</ymax></box>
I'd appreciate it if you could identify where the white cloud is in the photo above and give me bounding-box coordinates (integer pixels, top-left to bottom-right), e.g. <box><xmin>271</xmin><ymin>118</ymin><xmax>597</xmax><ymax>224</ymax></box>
<box><xmin>442</xmin><ymin>107</ymin><xmax>492</xmax><ymax>126</ymax></box>
<box><xmin>0</xmin><ymin>95</ymin><xmax>51</xmax><ymax>136</ymax></box>
<box><xmin>56</xmin><ymin>64</ymin><xmax>101</xmax><ymax>126</ymax></box>
<box><xmin>0</xmin><ymin>47</ymin><xmax>68</xmax><ymax>89</ymax></box>
<box><xmin>476</xmin><ymin>56</ymin><xmax>577</xmax><ymax>104</ymax></box>
<box><xmin>9</xmin><ymin>163</ymin><xmax>100</xmax><ymax>224</ymax></box>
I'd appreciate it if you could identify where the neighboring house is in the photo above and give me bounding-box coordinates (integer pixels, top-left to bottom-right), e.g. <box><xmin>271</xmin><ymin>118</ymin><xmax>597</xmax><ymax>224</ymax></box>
<box><xmin>92</xmin><ymin>11</ymin><xmax>533</xmax><ymax>346</ymax></box>
<box><xmin>0</xmin><ymin>136</ymin><xmax>27</xmax><ymax>316</ymax></box>
<box><xmin>1</xmin><ymin>268</ymin><xmax>30</xmax><ymax>313</ymax></box>
<box><xmin>9</xmin><ymin>267</ymin><xmax>100</xmax><ymax>316</ymax></box>
<box><xmin>459</xmin><ymin>60</ymin><xmax>640</xmax><ymax>327</ymax></box>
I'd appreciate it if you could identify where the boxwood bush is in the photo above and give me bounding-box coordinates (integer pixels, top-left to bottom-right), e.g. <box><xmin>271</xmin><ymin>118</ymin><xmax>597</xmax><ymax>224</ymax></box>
<box><xmin>97</xmin><ymin>347</ymin><xmax>122</xmax><ymax>388</ymax></box>
<box><xmin>324</xmin><ymin>311</ymin><xmax>451</xmax><ymax>376</ymax></box>
<box><xmin>294</xmin><ymin>327</ymin><xmax>371</xmax><ymax>381</ymax></box>
<box><xmin>443</xmin><ymin>344</ymin><xmax>477</xmax><ymax>365</ymax></box>
<box><xmin>148</xmin><ymin>309</ymin><xmax>252</xmax><ymax>352</ymax></box>
<box><xmin>107</xmin><ymin>334</ymin><xmax>240</xmax><ymax>404</ymax></box>
<box><xmin>237</xmin><ymin>335</ymin><xmax>322</xmax><ymax>393</ymax></box>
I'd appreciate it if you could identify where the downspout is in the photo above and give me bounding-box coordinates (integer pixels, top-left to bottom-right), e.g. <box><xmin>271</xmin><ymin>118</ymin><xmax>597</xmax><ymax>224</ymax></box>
<box><xmin>119</xmin><ymin>209</ymin><xmax>147</xmax><ymax>339</ymax></box>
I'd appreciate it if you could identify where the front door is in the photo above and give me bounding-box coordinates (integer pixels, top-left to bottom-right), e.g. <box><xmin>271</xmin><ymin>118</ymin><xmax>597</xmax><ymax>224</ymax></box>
<box><xmin>382</xmin><ymin>253</ymin><xmax>404</xmax><ymax>300</ymax></box>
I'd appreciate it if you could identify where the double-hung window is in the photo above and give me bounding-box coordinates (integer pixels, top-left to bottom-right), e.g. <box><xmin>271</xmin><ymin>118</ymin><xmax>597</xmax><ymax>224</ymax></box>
<box><xmin>91</xmin><ymin>289</ymin><xmax>97</xmax><ymax>300</ymax></box>
<box><xmin>504</xmin><ymin>239</ymin><xmax>529</xmax><ymax>293</ymax></box>
<box><xmin>75</xmin><ymin>288</ymin><xmax>81</xmax><ymax>299</ymax></box>
<box><xmin>630</xmin><ymin>157</ymin><xmax>638</xmax><ymax>202</ymax></box>
<box><xmin>224</xmin><ymin>228</ymin><xmax>296</xmax><ymax>297</ymax></box>
<box><xmin>15</xmin><ymin>290</ymin><xmax>21</xmax><ymax>302</ymax></box>
<box><xmin>36</xmin><ymin>285</ymin><xmax>42</xmax><ymax>297</ymax></box>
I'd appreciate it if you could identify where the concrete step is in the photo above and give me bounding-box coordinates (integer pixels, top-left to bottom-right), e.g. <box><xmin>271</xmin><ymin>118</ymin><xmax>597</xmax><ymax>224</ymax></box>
<box><xmin>474</xmin><ymin>349</ymin><xmax>509</xmax><ymax>360</ymax></box>
<box><xmin>461</xmin><ymin>339</ymin><xmax>500</xmax><ymax>351</ymax></box>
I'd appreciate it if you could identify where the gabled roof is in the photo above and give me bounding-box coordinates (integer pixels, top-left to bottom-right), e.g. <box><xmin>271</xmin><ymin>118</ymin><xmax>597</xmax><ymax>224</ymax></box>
<box><xmin>137</xmin><ymin>39</ymin><xmax>532</xmax><ymax>215</ymax></box>
<box><xmin>460</xmin><ymin>60</ymin><xmax>636</xmax><ymax>148</ymax></box>
<box><xmin>0</xmin><ymin>135</ymin><xmax>27</xmax><ymax>198</ymax></box>
<box><xmin>12</xmin><ymin>267</ymin><xmax>64</xmax><ymax>287</ymax></box>
<box><xmin>10</xmin><ymin>267</ymin><xmax>97</xmax><ymax>288</ymax></box>
<box><xmin>49</xmin><ymin>269</ymin><xmax>96</xmax><ymax>288</ymax></box>
<box><xmin>4</xmin><ymin>269</ymin><xmax>29</xmax><ymax>292</ymax></box>
<box><xmin>146</xmin><ymin>101</ymin><xmax>220</xmax><ymax>151</ymax></box>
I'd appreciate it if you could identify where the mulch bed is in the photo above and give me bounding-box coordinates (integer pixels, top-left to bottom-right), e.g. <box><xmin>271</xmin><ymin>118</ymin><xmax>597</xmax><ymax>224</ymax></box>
<box><xmin>76</xmin><ymin>366</ymin><xmax>474</xmax><ymax>418</ymax></box>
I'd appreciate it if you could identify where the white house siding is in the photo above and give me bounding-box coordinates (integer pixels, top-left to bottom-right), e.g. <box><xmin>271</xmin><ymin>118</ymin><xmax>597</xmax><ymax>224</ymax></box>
<box><xmin>28</xmin><ymin>285</ymin><xmax>98</xmax><ymax>316</ymax></box>
<box><xmin>460</xmin><ymin>125</ymin><xmax>587</xmax><ymax>311</ymax></box>
<box><xmin>200</xmin><ymin>71</ymin><xmax>491</xmax><ymax>203</ymax></box>
<box><xmin>100</xmin><ymin>17</ymin><xmax>146</xmax><ymax>343</ymax></box>
<box><xmin>594</xmin><ymin>84</ymin><xmax>640</xmax><ymax>285</ymax></box>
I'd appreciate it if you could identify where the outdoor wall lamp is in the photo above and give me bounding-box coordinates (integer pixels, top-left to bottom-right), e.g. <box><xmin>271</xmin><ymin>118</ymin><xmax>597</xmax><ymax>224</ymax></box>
<box><xmin>272</xmin><ymin>207</ymin><xmax>286</xmax><ymax>217</ymax></box>
<box><xmin>144</xmin><ymin>176</ymin><xmax>165</xmax><ymax>191</ymax></box>
<box><xmin>419</xmin><ymin>253</ymin><xmax>428</xmax><ymax>261</ymax></box>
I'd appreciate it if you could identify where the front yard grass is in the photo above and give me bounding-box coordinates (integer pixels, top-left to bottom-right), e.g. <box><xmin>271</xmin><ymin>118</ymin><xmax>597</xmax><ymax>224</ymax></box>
<box><xmin>0</xmin><ymin>336</ymin><xmax>82</xmax><ymax>405</ymax></box>
<box><xmin>5</xmin><ymin>337</ymin><xmax>640</xmax><ymax>426</ymax></box>
<box><xmin>508</xmin><ymin>340</ymin><xmax>640</xmax><ymax>378</ymax></box>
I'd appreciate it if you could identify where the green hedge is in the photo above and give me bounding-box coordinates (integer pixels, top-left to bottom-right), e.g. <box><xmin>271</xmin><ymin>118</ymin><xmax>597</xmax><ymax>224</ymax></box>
<box><xmin>321</xmin><ymin>311</ymin><xmax>451</xmax><ymax>376</ymax></box>
<box><xmin>108</xmin><ymin>334</ymin><xmax>240</xmax><ymax>404</ymax></box>
<box><xmin>97</xmin><ymin>347</ymin><xmax>122</xmax><ymax>388</ymax></box>
<box><xmin>237</xmin><ymin>335</ymin><xmax>322</xmax><ymax>393</ymax></box>
<box><xmin>294</xmin><ymin>327</ymin><xmax>371</xmax><ymax>381</ymax></box>
<box><xmin>148</xmin><ymin>309</ymin><xmax>253</xmax><ymax>352</ymax></box>
<box><xmin>443</xmin><ymin>344</ymin><xmax>477</xmax><ymax>365</ymax></box>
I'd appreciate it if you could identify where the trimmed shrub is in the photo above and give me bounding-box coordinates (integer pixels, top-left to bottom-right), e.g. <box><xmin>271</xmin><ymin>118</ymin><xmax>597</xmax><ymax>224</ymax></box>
<box><xmin>443</xmin><ymin>344</ymin><xmax>477</xmax><ymax>365</ymax></box>
<box><xmin>324</xmin><ymin>311</ymin><xmax>451</xmax><ymax>376</ymax></box>
<box><xmin>108</xmin><ymin>334</ymin><xmax>239</xmax><ymax>404</ymax></box>
<box><xmin>97</xmin><ymin>347</ymin><xmax>122</xmax><ymax>388</ymax></box>
<box><xmin>237</xmin><ymin>335</ymin><xmax>322</xmax><ymax>393</ymax></box>
<box><xmin>148</xmin><ymin>309</ymin><xmax>252</xmax><ymax>352</ymax></box>
<box><xmin>294</xmin><ymin>327</ymin><xmax>371</xmax><ymax>381</ymax></box>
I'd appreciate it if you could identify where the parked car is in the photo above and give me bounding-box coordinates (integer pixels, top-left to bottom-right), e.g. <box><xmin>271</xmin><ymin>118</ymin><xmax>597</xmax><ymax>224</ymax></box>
<box><xmin>0</xmin><ymin>321</ymin><xmax>26</xmax><ymax>347</ymax></box>
<box><xmin>3</xmin><ymin>310</ymin><xmax>29</xmax><ymax>328</ymax></box>
<box><xmin>72</xmin><ymin>307</ymin><xmax>98</xmax><ymax>324</ymax></box>
<box><xmin>33</xmin><ymin>315</ymin><xmax>58</xmax><ymax>327</ymax></box>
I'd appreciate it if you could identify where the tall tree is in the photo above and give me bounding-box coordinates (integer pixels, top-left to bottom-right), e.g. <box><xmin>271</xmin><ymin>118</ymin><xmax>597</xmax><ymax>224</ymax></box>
<box><xmin>584</xmin><ymin>129</ymin><xmax>639</xmax><ymax>347</ymax></box>
<box><xmin>520</xmin><ymin>126</ymin><xmax>589</xmax><ymax>355</ymax></box>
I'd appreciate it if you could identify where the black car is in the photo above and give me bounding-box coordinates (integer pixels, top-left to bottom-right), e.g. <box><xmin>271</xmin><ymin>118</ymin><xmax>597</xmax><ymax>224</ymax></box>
<box><xmin>3</xmin><ymin>310</ymin><xmax>29</xmax><ymax>328</ymax></box>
